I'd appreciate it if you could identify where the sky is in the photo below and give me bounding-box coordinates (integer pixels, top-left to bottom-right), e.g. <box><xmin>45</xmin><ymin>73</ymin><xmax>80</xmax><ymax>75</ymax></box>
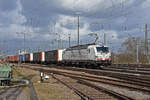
<box><xmin>0</xmin><ymin>0</ymin><xmax>150</xmax><ymax>56</ymax></box>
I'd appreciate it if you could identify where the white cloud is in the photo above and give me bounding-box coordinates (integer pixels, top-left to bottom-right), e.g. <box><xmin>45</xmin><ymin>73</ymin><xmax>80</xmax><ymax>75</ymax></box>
<box><xmin>0</xmin><ymin>0</ymin><xmax>39</xmax><ymax>40</ymax></box>
<box><xmin>54</xmin><ymin>15</ymin><xmax>92</xmax><ymax>41</ymax></box>
<box><xmin>58</xmin><ymin>0</ymin><xmax>135</xmax><ymax>13</ymax></box>
<box><xmin>52</xmin><ymin>14</ymin><xmax>122</xmax><ymax>46</ymax></box>
<box><xmin>11</xmin><ymin>0</ymin><xmax>26</xmax><ymax>24</ymax></box>
<box><xmin>141</xmin><ymin>0</ymin><xmax>150</xmax><ymax>8</ymax></box>
<box><xmin>115</xmin><ymin>16</ymin><xmax>126</xmax><ymax>24</ymax></box>
<box><xmin>0</xmin><ymin>0</ymin><xmax>148</xmax><ymax>53</ymax></box>
<box><xmin>0</xmin><ymin>0</ymin><xmax>26</xmax><ymax>25</ymax></box>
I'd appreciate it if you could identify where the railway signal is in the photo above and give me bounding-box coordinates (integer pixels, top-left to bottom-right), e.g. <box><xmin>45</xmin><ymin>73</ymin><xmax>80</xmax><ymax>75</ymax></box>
<box><xmin>40</xmin><ymin>71</ymin><xmax>44</xmax><ymax>82</ymax></box>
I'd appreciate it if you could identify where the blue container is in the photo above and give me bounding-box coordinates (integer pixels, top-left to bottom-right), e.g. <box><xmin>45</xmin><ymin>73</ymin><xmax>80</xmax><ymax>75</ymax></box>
<box><xmin>19</xmin><ymin>55</ymin><xmax>24</xmax><ymax>62</ymax></box>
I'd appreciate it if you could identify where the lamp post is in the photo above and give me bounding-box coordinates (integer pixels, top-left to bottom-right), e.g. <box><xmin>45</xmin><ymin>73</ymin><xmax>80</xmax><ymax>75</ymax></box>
<box><xmin>76</xmin><ymin>12</ymin><xmax>80</xmax><ymax>46</ymax></box>
<box><xmin>16</xmin><ymin>32</ymin><xmax>26</xmax><ymax>54</ymax></box>
<box><xmin>55</xmin><ymin>33</ymin><xmax>61</xmax><ymax>49</ymax></box>
<box><xmin>68</xmin><ymin>33</ymin><xmax>71</xmax><ymax>48</ymax></box>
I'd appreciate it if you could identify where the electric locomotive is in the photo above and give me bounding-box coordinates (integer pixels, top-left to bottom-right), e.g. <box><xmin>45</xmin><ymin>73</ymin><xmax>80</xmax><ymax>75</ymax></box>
<box><xmin>62</xmin><ymin>43</ymin><xmax>111</xmax><ymax>67</ymax></box>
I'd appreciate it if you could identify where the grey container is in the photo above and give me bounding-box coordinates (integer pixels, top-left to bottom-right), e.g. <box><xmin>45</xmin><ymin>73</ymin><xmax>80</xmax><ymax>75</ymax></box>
<box><xmin>45</xmin><ymin>50</ymin><xmax>57</xmax><ymax>63</ymax></box>
<box><xmin>33</xmin><ymin>52</ymin><xmax>41</xmax><ymax>63</ymax></box>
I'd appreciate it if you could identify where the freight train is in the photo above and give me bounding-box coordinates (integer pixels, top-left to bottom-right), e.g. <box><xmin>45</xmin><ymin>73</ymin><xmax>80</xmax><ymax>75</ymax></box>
<box><xmin>7</xmin><ymin>43</ymin><xmax>111</xmax><ymax>68</ymax></box>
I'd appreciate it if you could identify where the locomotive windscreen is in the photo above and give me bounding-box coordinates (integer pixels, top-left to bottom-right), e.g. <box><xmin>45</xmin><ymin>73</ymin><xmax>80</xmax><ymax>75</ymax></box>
<box><xmin>96</xmin><ymin>47</ymin><xmax>109</xmax><ymax>53</ymax></box>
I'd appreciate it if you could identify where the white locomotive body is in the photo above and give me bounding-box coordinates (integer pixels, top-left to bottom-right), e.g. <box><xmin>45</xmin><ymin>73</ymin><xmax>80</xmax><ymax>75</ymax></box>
<box><xmin>62</xmin><ymin>43</ymin><xmax>111</xmax><ymax>66</ymax></box>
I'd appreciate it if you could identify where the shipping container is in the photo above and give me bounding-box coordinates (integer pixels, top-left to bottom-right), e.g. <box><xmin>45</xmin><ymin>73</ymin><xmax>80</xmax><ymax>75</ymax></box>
<box><xmin>9</xmin><ymin>56</ymin><xmax>18</xmax><ymax>62</ymax></box>
<box><xmin>45</xmin><ymin>49</ymin><xmax>64</xmax><ymax>64</ymax></box>
<box><xmin>41</xmin><ymin>52</ymin><xmax>45</xmax><ymax>62</ymax></box>
<box><xmin>30</xmin><ymin>53</ymin><xmax>33</xmax><ymax>62</ymax></box>
<box><xmin>24</xmin><ymin>54</ymin><xmax>30</xmax><ymax>62</ymax></box>
<box><xmin>45</xmin><ymin>50</ymin><xmax>57</xmax><ymax>63</ymax></box>
<box><xmin>19</xmin><ymin>55</ymin><xmax>24</xmax><ymax>62</ymax></box>
<box><xmin>10</xmin><ymin>56</ymin><xmax>14</xmax><ymax>62</ymax></box>
<box><xmin>14</xmin><ymin>56</ymin><xmax>19</xmax><ymax>62</ymax></box>
<box><xmin>33</xmin><ymin>52</ymin><xmax>41</xmax><ymax>63</ymax></box>
<box><xmin>8</xmin><ymin>56</ymin><xmax>13</xmax><ymax>62</ymax></box>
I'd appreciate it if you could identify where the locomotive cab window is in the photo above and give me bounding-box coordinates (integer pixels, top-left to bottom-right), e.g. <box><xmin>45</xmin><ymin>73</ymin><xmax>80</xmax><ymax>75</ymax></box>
<box><xmin>96</xmin><ymin>47</ymin><xmax>109</xmax><ymax>53</ymax></box>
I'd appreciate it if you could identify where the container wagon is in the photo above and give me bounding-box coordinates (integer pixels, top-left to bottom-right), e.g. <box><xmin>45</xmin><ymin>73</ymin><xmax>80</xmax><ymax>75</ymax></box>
<box><xmin>19</xmin><ymin>55</ymin><xmax>24</xmax><ymax>63</ymax></box>
<box><xmin>33</xmin><ymin>52</ymin><xmax>41</xmax><ymax>64</ymax></box>
<box><xmin>13</xmin><ymin>56</ymin><xmax>19</xmax><ymax>63</ymax></box>
<box><xmin>45</xmin><ymin>49</ymin><xmax>64</xmax><ymax>64</ymax></box>
<box><xmin>8</xmin><ymin>56</ymin><xmax>19</xmax><ymax>63</ymax></box>
<box><xmin>24</xmin><ymin>54</ymin><xmax>30</xmax><ymax>63</ymax></box>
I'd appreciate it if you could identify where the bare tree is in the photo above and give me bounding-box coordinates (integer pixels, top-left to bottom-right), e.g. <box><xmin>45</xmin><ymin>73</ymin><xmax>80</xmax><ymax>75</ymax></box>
<box><xmin>117</xmin><ymin>37</ymin><xmax>146</xmax><ymax>64</ymax></box>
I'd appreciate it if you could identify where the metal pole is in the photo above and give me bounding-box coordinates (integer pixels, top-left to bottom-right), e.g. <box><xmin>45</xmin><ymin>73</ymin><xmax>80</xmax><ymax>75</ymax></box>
<box><xmin>24</xmin><ymin>33</ymin><xmax>25</xmax><ymax>54</ymax></box>
<box><xmin>6</xmin><ymin>42</ymin><xmax>8</xmax><ymax>58</ymax></box>
<box><xmin>145</xmin><ymin>24</ymin><xmax>148</xmax><ymax>55</ymax></box>
<box><xmin>3</xmin><ymin>40</ymin><xmax>6</xmax><ymax>58</ymax></box>
<box><xmin>52</xmin><ymin>41</ymin><xmax>54</xmax><ymax>50</ymax></box>
<box><xmin>23</xmin><ymin>33</ymin><xmax>25</xmax><ymax>63</ymax></box>
<box><xmin>77</xmin><ymin>15</ymin><xmax>80</xmax><ymax>46</ymax></box>
<box><xmin>136</xmin><ymin>43</ymin><xmax>139</xmax><ymax>64</ymax></box>
<box><xmin>58</xmin><ymin>40</ymin><xmax>59</xmax><ymax>49</ymax></box>
<box><xmin>69</xmin><ymin>34</ymin><xmax>71</xmax><ymax>47</ymax></box>
<box><xmin>61</xmin><ymin>39</ymin><xmax>62</xmax><ymax>49</ymax></box>
<box><xmin>59</xmin><ymin>35</ymin><xmax>61</xmax><ymax>49</ymax></box>
<box><xmin>145</xmin><ymin>24</ymin><xmax>149</xmax><ymax>63</ymax></box>
<box><xmin>104</xmin><ymin>33</ymin><xmax>106</xmax><ymax>45</ymax></box>
<box><xmin>57</xmin><ymin>34</ymin><xmax>61</xmax><ymax>49</ymax></box>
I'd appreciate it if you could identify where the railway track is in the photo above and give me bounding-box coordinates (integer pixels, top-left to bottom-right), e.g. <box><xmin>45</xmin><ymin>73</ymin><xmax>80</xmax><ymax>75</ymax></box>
<box><xmin>51</xmin><ymin>66</ymin><xmax>150</xmax><ymax>84</ymax></box>
<box><xmin>0</xmin><ymin>87</ymin><xmax>24</xmax><ymax>100</ymax></box>
<box><xmin>102</xmin><ymin>67</ymin><xmax>150</xmax><ymax>75</ymax></box>
<box><xmin>52</xmin><ymin>74</ymin><xmax>135</xmax><ymax>100</ymax></box>
<box><xmin>0</xmin><ymin>69</ymin><xmax>28</xmax><ymax>100</ymax></box>
<box><xmin>15</xmin><ymin>69</ymin><xmax>39</xmax><ymax>100</ymax></box>
<box><xmin>20</xmin><ymin>64</ymin><xmax>150</xmax><ymax>89</ymax></box>
<box><xmin>110</xmin><ymin>64</ymin><xmax>150</xmax><ymax>71</ymax></box>
<box><xmin>50</xmin><ymin>71</ymin><xmax>150</xmax><ymax>92</ymax></box>
<box><xmin>104</xmin><ymin>67</ymin><xmax>150</xmax><ymax>72</ymax></box>
<box><xmin>18</xmin><ymin>64</ymin><xmax>150</xmax><ymax>99</ymax></box>
<box><xmin>19</xmin><ymin>63</ymin><xmax>150</xmax><ymax>81</ymax></box>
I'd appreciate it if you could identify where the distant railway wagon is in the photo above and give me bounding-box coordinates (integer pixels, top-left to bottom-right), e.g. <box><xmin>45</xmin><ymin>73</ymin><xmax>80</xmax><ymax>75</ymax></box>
<box><xmin>33</xmin><ymin>52</ymin><xmax>41</xmax><ymax>63</ymax></box>
<box><xmin>0</xmin><ymin>65</ymin><xmax>12</xmax><ymax>86</ymax></box>
<box><xmin>9</xmin><ymin>55</ymin><xmax>19</xmax><ymax>63</ymax></box>
<box><xmin>9</xmin><ymin>56</ymin><xmax>13</xmax><ymax>62</ymax></box>
<box><xmin>30</xmin><ymin>53</ymin><xmax>33</xmax><ymax>62</ymax></box>
<box><xmin>19</xmin><ymin>55</ymin><xmax>24</xmax><ymax>62</ymax></box>
<box><xmin>14</xmin><ymin>56</ymin><xmax>19</xmax><ymax>62</ymax></box>
<box><xmin>23</xmin><ymin>50</ymin><xmax>63</xmax><ymax>64</ymax></box>
<box><xmin>45</xmin><ymin>50</ymin><xmax>64</xmax><ymax>64</ymax></box>
<box><xmin>24</xmin><ymin>54</ymin><xmax>30</xmax><ymax>63</ymax></box>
